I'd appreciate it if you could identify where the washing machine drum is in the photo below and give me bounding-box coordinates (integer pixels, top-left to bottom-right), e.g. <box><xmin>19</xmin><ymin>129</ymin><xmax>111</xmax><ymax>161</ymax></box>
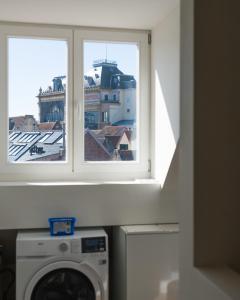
<box><xmin>31</xmin><ymin>268</ymin><xmax>95</xmax><ymax>300</ymax></box>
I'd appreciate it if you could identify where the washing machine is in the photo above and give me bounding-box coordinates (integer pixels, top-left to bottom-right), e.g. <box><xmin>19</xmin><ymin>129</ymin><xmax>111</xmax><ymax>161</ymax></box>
<box><xmin>16</xmin><ymin>229</ymin><xmax>108</xmax><ymax>300</ymax></box>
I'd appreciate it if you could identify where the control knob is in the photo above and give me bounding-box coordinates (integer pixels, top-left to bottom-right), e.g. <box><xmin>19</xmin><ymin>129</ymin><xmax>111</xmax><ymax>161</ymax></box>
<box><xmin>59</xmin><ymin>242</ymin><xmax>69</xmax><ymax>252</ymax></box>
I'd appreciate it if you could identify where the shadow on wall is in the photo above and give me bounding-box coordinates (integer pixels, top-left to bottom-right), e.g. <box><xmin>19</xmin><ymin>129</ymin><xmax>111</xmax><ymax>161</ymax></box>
<box><xmin>154</xmin><ymin>71</ymin><xmax>178</xmax><ymax>186</ymax></box>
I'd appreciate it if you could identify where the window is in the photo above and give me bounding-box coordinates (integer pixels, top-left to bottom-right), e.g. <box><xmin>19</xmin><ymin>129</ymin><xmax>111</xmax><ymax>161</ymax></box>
<box><xmin>8</xmin><ymin>37</ymin><xmax>68</xmax><ymax>163</ymax></box>
<box><xmin>83</xmin><ymin>41</ymin><xmax>138</xmax><ymax>162</ymax></box>
<box><xmin>38</xmin><ymin>133</ymin><xmax>52</xmax><ymax>143</ymax></box>
<box><xmin>9</xmin><ymin>145</ymin><xmax>25</xmax><ymax>156</ymax></box>
<box><xmin>9</xmin><ymin>132</ymin><xmax>20</xmax><ymax>141</ymax></box>
<box><xmin>101</xmin><ymin>112</ymin><xmax>108</xmax><ymax>123</ymax></box>
<box><xmin>0</xmin><ymin>25</ymin><xmax>149</xmax><ymax>180</ymax></box>
<box><xmin>120</xmin><ymin>144</ymin><xmax>128</xmax><ymax>151</ymax></box>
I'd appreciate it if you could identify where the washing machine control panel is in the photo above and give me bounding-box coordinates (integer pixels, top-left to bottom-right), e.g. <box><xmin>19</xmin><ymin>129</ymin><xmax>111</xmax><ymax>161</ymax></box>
<box><xmin>81</xmin><ymin>237</ymin><xmax>106</xmax><ymax>253</ymax></box>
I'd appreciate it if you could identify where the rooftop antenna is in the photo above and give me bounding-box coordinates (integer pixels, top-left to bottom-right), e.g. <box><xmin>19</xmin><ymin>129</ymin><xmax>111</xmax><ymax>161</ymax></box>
<box><xmin>105</xmin><ymin>44</ymin><xmax>108</xmax><ymax>62</ymax></box>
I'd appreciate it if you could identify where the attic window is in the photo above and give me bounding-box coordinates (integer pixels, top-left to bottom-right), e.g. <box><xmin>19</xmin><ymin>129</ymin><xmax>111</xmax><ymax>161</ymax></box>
<box><xmin>9</xmin><ymin>132</ymin><xmax>20</xmax><ymax>141</ymax></box>
<box><xmin>0</xmin><ymin>25</ymin><xmax>149</xmax><ymax>180</ymax></box>
<box><xmin>17</xmin><ymin>133</ymin><xmax>39</xmax><ymax>143</ymax></box>
<box><xmin>9</xmin><ymin>145</ymin><xmax>25</xmax><ymax>156</ymax></box>
<box><xmin>38</xmin><ymin>133</ymin><xmax>52</xmax><ymax>143</ymax></box>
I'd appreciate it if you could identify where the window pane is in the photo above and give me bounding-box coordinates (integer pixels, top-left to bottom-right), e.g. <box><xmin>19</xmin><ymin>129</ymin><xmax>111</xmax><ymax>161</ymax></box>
<box><xmin>84</xmin><ymin>41</ymin><xmax>138</xmax><ymax>161</ymax></box>
<box><xmin>8</xmin><ymin>38</ymin><xmax>68</xmax><ymax>162</ymax></box>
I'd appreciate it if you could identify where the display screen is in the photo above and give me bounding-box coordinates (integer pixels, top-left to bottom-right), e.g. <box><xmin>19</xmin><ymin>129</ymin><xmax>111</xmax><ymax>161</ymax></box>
<box><xmin>82</xmin><ymin>237</ymin><xmax>106</xmax><ymax>253</ymax></box>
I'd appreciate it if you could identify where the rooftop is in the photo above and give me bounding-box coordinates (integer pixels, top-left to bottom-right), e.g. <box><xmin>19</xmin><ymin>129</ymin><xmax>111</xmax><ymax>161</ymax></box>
<box><xmin>85</xmin><ymin>126</ymin><xmax>133</xmax><ymax>161</ymax></box>
<box><xmin>93</xmin><ymin>59</ymin><xmax>117</xmax><ymax>67</ymax></box>
<box><xmin>8</xmin><ymin>130</ymin><xmax>64</xmax><ymax>162</ymax></box>
<box><xmin>84</xmin><ymin>60</ymin><xmax>136</xmax><ymax>90</ymax></box>
<box><xmin>38</xmin><ymin>76</ymin><xmax>66</xmax><ymax>96</ymax></box>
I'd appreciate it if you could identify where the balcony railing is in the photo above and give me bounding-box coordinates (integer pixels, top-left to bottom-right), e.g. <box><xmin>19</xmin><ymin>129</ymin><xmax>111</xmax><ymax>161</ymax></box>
<box><xmin>93</xmin><ymin>59</ymin><xmax>117</xmax><ymax>66</ymax></box>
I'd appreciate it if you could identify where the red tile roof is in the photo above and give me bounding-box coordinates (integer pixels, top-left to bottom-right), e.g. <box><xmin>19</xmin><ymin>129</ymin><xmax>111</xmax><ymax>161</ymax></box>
<box><xmin>85</xmin><ymin>130</ymin><xmax>111</xmax><ymax>161</ymax></box>
<box><xmin>85</xmin><ymin>126</ymin><xmax>133</xmax><ymax>161</ymax></box>
<box><xmin>99</xmin><ymin>126</ymin><xmax>128</xmax><ymax>137</ymax></box>
<box><xmin>38</xmin><ymin>122</ymin><xmax>59</xmax><ymax>131</ymax></box>
<box><xmin>10</xmin><ymin>116</ymin><xmax>26</xmax><ymax>128</ymax></box>
<box><xmin>9</xmin><ymin>115</ymin><xmax>37</xmax><ymax>130</ymax></box>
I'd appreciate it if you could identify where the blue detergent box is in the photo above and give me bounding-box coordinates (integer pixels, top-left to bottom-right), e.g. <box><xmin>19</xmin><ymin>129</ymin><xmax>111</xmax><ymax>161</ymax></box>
<box><xmin>48</xmin><ymin>217</ymin><xmax>76</xmax><ymax>236</ymax></box>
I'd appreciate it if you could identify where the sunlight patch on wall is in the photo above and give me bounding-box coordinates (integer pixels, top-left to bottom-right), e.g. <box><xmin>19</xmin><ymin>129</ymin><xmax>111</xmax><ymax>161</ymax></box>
<box><xmin>155</xmin><ymin>71</ymin><xmax>178</xmax><ymax>186</ymax></box>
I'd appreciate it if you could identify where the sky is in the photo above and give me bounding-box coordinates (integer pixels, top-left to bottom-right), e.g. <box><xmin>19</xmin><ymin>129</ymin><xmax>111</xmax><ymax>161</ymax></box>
<box><xmin>9</xmin><ymin>38</ymin><xmax>138</xmax><ymax>120</ymax></box>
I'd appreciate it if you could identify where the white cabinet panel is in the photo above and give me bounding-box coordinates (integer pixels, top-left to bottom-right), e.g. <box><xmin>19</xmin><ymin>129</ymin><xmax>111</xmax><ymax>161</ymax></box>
<box><xmin>113</xmin><ymin>225</ymin><xmax>179</xmax><ymax>300</ymax></box>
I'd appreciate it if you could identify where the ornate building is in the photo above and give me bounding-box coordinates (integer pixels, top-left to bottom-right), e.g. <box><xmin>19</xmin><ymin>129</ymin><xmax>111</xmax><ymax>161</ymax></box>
<box><xmin>84</xmin><ymin>59</ymin><xmax>136</xmax><ymax>129</ymax></box>
<box><xmin>37</xmin><ymin>60</ymin><xmax>136</xmax><ymax>130</ymax></box>
<box><xmin>8</xmin><ymin>61</ymin><xmax>136</xmax><ymax>162</ymax></box>
<box><xmin>37</xmin><ymin>76</ymin><xmax>66</xmax><ymax>123</ymax></box>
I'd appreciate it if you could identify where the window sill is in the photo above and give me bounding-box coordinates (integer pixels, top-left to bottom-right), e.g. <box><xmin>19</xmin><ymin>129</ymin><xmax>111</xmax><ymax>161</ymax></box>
<box><xmin>0</xmin><ymin>178</ymin><xmax>161</xmax><ymax>187</ymax></box>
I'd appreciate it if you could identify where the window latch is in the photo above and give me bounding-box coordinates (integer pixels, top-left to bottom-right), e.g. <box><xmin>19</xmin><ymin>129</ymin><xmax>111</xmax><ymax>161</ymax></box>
<box><xmin>148</xmin><ymin>159</ymin><xmax>151</xmax><ymax>172</ymax></box>
<box><xmin>77</xmin><ymin>102</ymin><xmax>82</xmax><ymax>120</ymax></box>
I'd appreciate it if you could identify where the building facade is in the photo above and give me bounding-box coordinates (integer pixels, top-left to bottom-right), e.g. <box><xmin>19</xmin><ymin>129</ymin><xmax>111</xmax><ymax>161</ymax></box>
<box><xmin>9</xmin><ymin>115</ymin><xmax>38</xmax><ymax>132</ymax></box>
<box><xmin>84</xmin><ymin>59</ymin><xmax>136</xmax><ymax>129</ymax></box>
<box><xmin>37</xmin><ymin>60</ymin><xmax>136</xmax><ymax>130</ymax></box>
<box><xmin>8</xmin><ymin>60</ymin><xmax>136</xmax><ymax>162</ymax></box>
<box><xmin>37</xmin><ymin>76</ymin><xmax>66</xmax><ymax>123</ymax></box>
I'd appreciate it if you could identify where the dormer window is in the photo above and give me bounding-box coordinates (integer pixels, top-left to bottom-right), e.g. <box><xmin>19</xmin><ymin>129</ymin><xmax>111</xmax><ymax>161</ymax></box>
<box><xmin>0</xmin><ymin>25</ymin><xmax>149</xmax><ymax>180</ymax></box>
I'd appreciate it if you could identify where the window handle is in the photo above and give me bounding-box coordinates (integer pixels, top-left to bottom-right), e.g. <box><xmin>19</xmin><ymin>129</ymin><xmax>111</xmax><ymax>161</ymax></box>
<box><xmin>77</xmin><ymin>102</ymin><xmax>82</xmax><ymax>121</ymax></box>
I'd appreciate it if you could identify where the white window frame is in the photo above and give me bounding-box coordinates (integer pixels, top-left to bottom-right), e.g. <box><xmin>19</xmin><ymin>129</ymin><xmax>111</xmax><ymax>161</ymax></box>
<box><xmin>74</xmin><ymin>29</ymin><xmax>150</xmax><ymax>181</ymax></box>
<box><xmin>0</xmin><ymin>24</ymin><xmax>150</xmax><ymax>182</ymax></box>
<box><xmin>0</xmin><ymin>24</ymin><xmax>73</xmax><ymax>180</ymax></box>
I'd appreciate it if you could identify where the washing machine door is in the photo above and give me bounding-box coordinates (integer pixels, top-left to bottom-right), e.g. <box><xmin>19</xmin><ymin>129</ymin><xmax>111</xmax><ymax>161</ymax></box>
<box><xmin>24</xmin><ymin>261</ymin><xmax>103</xmax><ymax>300</ymax></box>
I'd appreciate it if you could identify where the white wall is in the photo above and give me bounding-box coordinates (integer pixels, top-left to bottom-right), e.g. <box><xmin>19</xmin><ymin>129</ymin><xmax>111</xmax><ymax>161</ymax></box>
<box><xmin>0</xmin><ymin>0</ymin><xmax>179</xmax><ymax>30</ymax></box>
<box><xmin>150</xmin><ymin>4</ymin><xmax>181</xmax><ymax>227</ymax></box>
<box><xmin>151</xmin><ymin>5</ymin><xmax>180</xmax><ymax>186</ymax></box>
<box><xmin>0</xmin><ymin>5</ymin><xmax>182</xmax><ymax>231</ymax></box>
<box><xmin>0</xmin><ymin>183</ymin><xmax>178</xmax><ymax>229</ymax></box>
